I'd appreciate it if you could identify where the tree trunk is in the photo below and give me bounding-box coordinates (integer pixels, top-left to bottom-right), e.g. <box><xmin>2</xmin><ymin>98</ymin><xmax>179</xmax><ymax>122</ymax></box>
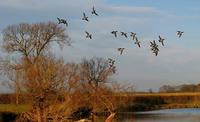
<box><xmin>15</xmin><ymin>91</ymin><xmax>19</xmax><ymax>105</ymax></box>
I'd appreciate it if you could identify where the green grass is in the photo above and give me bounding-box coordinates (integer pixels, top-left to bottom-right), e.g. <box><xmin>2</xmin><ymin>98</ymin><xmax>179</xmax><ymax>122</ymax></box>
<box><xmin>0</xmin><ymin>104</ymin><xmax>31</xmax><ymax>113</ymax></box>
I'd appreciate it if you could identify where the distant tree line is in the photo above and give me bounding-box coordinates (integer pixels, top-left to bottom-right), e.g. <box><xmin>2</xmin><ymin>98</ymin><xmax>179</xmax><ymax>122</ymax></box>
<box><xmin>159</xmin><ymin>83</ymin><xmax>200</xmax><ymax>93</ymax></box>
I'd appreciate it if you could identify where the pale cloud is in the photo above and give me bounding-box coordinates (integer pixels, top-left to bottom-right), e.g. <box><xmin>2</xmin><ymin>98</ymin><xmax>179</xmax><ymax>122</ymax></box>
<box><xmin>147</xmin><ymin>46</ymin><xmax>200</xmax><ymax>65</ymax></box>
<box><xmin>106</xmin><ymin>6</ymin><xmax>160</xmax><ymax>14</ymax></box>
<box><xmin>0</xmin><ymin>0</ymin><xmax>44</xmax><ymax>10</ymax></box>
<box><xmin>0</xmin><ymin>0</ymin><xmax>101</xmax><ymax>11</ymax></box>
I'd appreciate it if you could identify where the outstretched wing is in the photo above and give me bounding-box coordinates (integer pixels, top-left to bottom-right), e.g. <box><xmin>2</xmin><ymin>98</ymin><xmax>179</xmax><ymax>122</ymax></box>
<box><xmin>177</xmin><ymin>31</ymin><xmax>181</xmax><ymax>35</ymax></box>
<box><xmin>92</xmin><ymin>6</ymin><xmax>98</xmax><ymax>16</ymax></box>
<box><xmin>161</xmin><ymin>41</ymin><xmax>164</xmax><ymax>46</ymax></box>
<box><xmin>92</xmin><ymin>7</ymin><xmax>95</xmax><ymax>12</ymax></box>
<box><xmin>57</xmin><ymin>17</ymin><xmax>61</xmax><ymax>23</ymax></box>
<box><xmin>159</xmin><ymin>35</ymin><xmax>161</xmax><ymax>40</ymax></box>
<box><xmin>124</xmin><ymin>33</ymin><xmax>128</xmax><ymax>38</ymax></box>
<box><xmin>153</xmin><ymin>40</ymin><xmax>156</xmax><ymax>45</ymax></box>
<box><xmin>155</xmin><ymin>52</ymin><xmax>158</xmax><ymax>56</ymax></box>
<box><xmin>138</xmin><ymin>43</ymin><xmax>141</xmax><ymax>48</ymax></box>
<box><xmin>136</xmin><ymin>37</ymin><xmax>139</xmax><ymax>42</ymax></box>
<box><xmin>85</xmin><ymin>31</ymin><xmax>89</xmax><ymax>35</ymax></box>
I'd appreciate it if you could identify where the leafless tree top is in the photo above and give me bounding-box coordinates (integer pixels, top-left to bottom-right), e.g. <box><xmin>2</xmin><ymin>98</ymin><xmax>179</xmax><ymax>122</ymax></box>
<box><xmin>2</xmin><ymin>22</ymin><xmax>71</xmax><ymax>63</ymax></box>
<box><xmin>81</xmin><ymin>57</ymin><xmax>115</xmax><ymax>87</ymax></box>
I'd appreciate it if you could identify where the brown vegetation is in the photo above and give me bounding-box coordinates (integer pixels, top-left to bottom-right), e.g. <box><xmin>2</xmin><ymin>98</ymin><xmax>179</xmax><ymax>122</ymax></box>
<box><xmin>0</xmin><ymin>22</ymin><xmax>129</xmax><ymax>121</ymax></box>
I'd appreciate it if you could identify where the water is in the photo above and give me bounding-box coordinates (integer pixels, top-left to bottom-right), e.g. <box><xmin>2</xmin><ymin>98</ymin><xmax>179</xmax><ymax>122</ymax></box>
<box><xmin>98</xmin><ymin>108</ymin><xmax>200</xmax><ymax>122</ymax></box>
<box><xmin>1</xmin><ymin>109</ymin><xmax>200</xmax><ymax>122</ymax></box>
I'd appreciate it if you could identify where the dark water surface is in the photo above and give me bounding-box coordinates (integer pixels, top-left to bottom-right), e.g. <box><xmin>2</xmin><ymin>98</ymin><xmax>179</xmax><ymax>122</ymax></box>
<box><xmin>97</xmin><ymin>108</ymin><xmax>200</xmax><ymax>122</ymax></box>
<box><xmin>1</xmin><ymin>109</ymin><xmax>200</xmax><ymax>122</ymax></box>
<box><xmin>0</xmin><ymin>112</ymin><xmax>18</xmax><ymax>122</ymax></box>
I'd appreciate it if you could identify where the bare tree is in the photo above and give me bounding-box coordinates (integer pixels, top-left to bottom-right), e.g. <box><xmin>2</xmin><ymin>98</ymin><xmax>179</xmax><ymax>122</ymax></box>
<box><xmin>81</xmin><ymin>57</ymin><xmax>115</xmax><ymax>87</ymax></box>
<box><xmin>2</xmin><ymin>22</ymin><xmax>70</xmax><ymax>63</ymax></box>
<box><xmin>1</xmin><ymin>22</ymin><xmax>71</xmax><ymax>105</ymax></box>
<box><xmin>16</xmin><ymin>56</ymin><xmax>67</xmax><ymax>121</ymax></box>
<box><xmin>15</xmin><ymin>56</ymin><xmax>91</xmax><ymax>122</ymax></box>
<box><xmin>80</xmin><ymin>57</ymin><xmax>117</xmax><ymax>121</ymax></box>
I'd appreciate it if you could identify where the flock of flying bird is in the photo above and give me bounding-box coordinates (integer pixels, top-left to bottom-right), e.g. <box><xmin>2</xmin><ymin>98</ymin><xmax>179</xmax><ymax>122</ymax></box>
<box><xmin>110</xmin><ymin>31</ymin><xmax>184</xmax><ymax>56</ymax></box>
<box><xmin>56</xmin><ymin>6</ymin><xmax>184</xmax><ymax>70</ymax></box>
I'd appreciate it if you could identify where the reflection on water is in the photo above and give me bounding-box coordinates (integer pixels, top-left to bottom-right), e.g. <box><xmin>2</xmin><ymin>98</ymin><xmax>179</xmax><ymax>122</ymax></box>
<box><xmin>97</xmin><ymin>108</ymin><xmax>200</xmax><ymax>122</ymax></box>
<box><xmin>1</xmin><ymin>109</ymin><xmax>200</xmax><ymax>122</ymax></box>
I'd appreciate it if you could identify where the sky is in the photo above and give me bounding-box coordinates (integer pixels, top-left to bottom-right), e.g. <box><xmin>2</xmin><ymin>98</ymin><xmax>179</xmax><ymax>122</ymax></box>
<box><xmin>0</xmin><ymin>0</ymin><xmax>200</xmax><ymax>92</ymax></box>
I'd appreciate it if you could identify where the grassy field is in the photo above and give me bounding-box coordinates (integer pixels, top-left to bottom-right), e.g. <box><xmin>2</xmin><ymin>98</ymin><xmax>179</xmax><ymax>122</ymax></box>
<box><xmin>0</xmin><ymin>104</ymin><xmax>31</xmax><ymax>113</ymax></box>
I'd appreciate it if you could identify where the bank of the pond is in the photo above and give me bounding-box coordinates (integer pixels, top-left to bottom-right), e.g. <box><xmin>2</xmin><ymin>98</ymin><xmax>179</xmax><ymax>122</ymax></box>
<box><xmin>116</xmin><ymin>92</ymin><xmax>200</xmax><ymax>112</ymax></box>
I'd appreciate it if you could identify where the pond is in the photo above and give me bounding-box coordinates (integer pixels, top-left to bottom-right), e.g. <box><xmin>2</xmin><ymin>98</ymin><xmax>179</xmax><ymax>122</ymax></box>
<box><xmin>1</xmin><ymin>109</ymin><xmax>200</xmax><ymax>122</ymax></box>
<box><xmin>97</xmin><ymin>108</ymin><xmax>200</xmax><ymax>122</ymax></box>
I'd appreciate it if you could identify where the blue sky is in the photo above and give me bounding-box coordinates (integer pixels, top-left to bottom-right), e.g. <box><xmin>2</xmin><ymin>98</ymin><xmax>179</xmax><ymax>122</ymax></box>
<box><xmin>0</xmin><ymin>0</ymin><xmax>200</xmax><ymax>92</ymax></box>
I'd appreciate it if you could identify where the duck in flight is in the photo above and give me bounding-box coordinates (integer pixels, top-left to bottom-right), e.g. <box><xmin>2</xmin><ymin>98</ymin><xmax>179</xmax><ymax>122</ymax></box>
<box><xmin>57</xmin><ymin>17</ymin><xmax>68</xmax><ymax>27</ymax></box>
<box><xmin>118</xmin><ymin>48</ymin><xmax>125</xmax><ymax>55</ymax></box>
<box><xmin>85</xmin><ymin>31</ymin><xmax>92</xmax><ymax>39</ymax></box>
<box><xmin>158</xmin><ymin>35</ymin><xmax>165</xmax><ymax>46</ymax></box>
<box><xmin>121</xmin><ymin>32</ymin><xmax>128</xmax><ymax>38</ymax></box>
<box><xmin>108</xmin><ymin>58</ymin><xmax>115</xmax><ymax>67</ymax></box>
<box><xmin>91</xmin><ymin>6</ymin><xmax>99</xmax><ymax>16</ymax></box>
<box><xmin>82</xmin><ymin>13</ymin><xmax>89</xmax><ymax>22</ymax></box>
<box><xmin>134</xmin><ymin>37</ymin><xmax>141</xmax><ymax>48</ymax></box>
<box><xmin>150</xmin><ymin>40</ymin><xmax>157</xmax><ymax>48</ymax></box>
<box><xmin>150</xmin><ymin>40</ymin><xmax>159</xmax><ymax>56</ymax></box>
<box><xmin>111</xmin><ymin>31</ymin><xmax>118</xmax><ymax>37</ymax></box>
<box><xmin>153</xmin><ymin>49</ymin><xmax>159</xmax><ymax>56</ymax></box>
<box><xmin>130</xmin><ymin>32</ymin><xmax>136</xmax><ymax>40</ymax></box>
<box><xmin>177</xmin><ymin>31</ymin><xmax>184</xmax><ymax>38</ymax></box>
